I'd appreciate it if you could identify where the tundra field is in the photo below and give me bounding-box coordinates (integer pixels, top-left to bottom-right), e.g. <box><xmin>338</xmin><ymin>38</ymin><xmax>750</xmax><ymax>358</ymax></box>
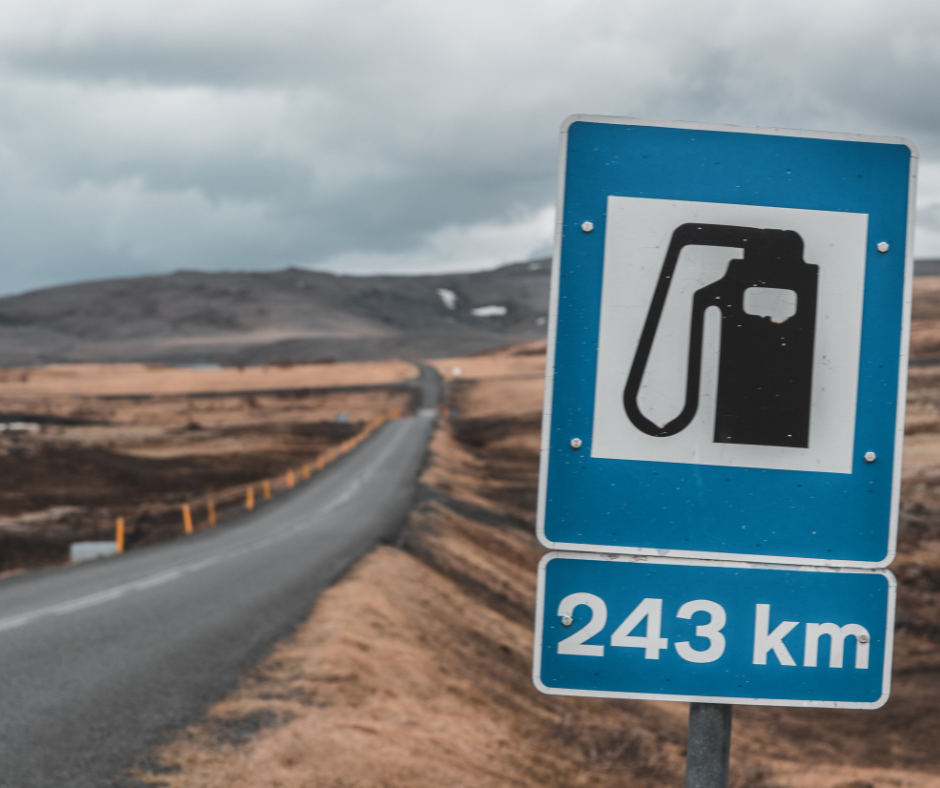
<box><xmin>0</xmin><ymin>359</ymin><xmax>418</xmax><ymax>573</ymax></box>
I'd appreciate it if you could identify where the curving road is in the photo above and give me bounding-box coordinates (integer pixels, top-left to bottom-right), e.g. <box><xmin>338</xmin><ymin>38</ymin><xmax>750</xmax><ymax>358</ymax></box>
<box><xmin>0</xmin><ymin>366</ymin><xmax>440</xmax><ymax>787</ymax></box>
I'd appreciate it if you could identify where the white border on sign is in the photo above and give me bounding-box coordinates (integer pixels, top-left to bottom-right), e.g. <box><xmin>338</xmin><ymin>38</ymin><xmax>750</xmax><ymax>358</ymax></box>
<box><xmin>531</xmin><ymin>551</ymin><xmax>896</xmax><ymax>710</ymax></box>
<box><xmin>534</xmin><ymin>114</ymin><xmax>918</xmax><ymax>569</ymax></box>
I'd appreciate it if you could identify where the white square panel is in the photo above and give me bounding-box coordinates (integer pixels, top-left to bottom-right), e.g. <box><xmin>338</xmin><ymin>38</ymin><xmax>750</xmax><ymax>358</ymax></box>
<box><xmin>591</xmin><ymin>196</ymin><xmax>868</xmax><ymax>474</ymax></box>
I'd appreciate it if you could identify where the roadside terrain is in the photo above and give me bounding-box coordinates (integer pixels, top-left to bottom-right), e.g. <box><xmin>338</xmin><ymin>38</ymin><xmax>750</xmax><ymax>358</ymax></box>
<box><xmin>0</xmin><ymin>259</ymin><xmax>550</xmax><ymax>367</ymax></box>
<box><xmin>0</xmin><ymin>360</ymin><xmax>418</xmax><ymax>572</ymax></box>
<box><xmin>3</xmin><ymin>271</ymin><xmax>940</xmax><ymax>786</ymax></box>
<box><xmin>128</xmin><ymin>333</ymin><xmax>940</xmax><ymax>788</ymax></box>
<box><xmin>0</xmin><ymin>383</ymin><xmax>439</xmax><ymax>788</ymax></box>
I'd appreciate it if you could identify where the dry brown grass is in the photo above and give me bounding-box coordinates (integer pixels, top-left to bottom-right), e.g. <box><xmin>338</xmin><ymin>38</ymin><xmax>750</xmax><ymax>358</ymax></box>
<box><xmin>911</xmin><ymin>277</ymin><xmax>940</xmax><ymax>360</ymax></box>
<box><xmin>130</xmin><ymin>342</ymin><xmax>940</xmax><ymax>788</ymax></box>
<box><xmin>428</xmin><ymin>340</ymin><xmax>546</xmax><ymax>420</ymax></box>
<box><xmin>0</xmin><ymin>360</ymin><xmax>418</xmax><ymax>571</ymax></box>
<box><xmin>0</xmin><ymin>359</ymin><xmax>416</xmax><ymax>398</ymax></box>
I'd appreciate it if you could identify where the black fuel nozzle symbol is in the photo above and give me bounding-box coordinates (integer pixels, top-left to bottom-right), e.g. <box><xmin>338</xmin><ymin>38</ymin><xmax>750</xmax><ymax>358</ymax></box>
<box><xmin>623</xmin><ymin>223</ymin><xmax>818</xmax><ymax>448</ymax></box>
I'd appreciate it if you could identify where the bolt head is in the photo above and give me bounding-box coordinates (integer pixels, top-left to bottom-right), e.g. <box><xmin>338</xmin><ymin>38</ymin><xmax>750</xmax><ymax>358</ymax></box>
<box><xmin>877</xmin><ymin>242</ymin><xmax>889</xmax><ymax>253</ymax></box>
<box><xmin>581</xmin><ymin>221</ymin><xmax>594</xmax><ymax>233</ymax></box>
<box><xmin>561</xmin><ymin>614</ymin><xmax>574</xmax><ymax>627</ymax></box>
<box><xmin>570</xmin><ymin>437</ymin><xmax>583</xmax><ymax>450</ymax></box>
<box><xmin>859</xmin><ymin>634</ymin><xmax>870</xmax><ymax>644</ymax></box>
<box><xmin>864</xmin><ymin>451</ymin><xmax>877</xmax><ymax>463</ymax></box>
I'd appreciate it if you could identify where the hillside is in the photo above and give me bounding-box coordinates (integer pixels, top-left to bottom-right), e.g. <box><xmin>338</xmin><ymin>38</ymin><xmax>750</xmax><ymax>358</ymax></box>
<box><xmin>0</xmin><ymin>260</ymin><xmax>551</xmax><ymax>366</ymax></box>
<box><xmin>6</xmin><ymin>257</ymin><xmax>940</xmax><ymax>368</ymax></box>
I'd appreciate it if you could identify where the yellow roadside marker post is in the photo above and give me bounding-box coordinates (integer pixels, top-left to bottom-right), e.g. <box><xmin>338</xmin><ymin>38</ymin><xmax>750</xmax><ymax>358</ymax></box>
<box><xmin>263</xmin><ymin>480</ymin><xmax>271</xmax><ymax>500</ymax></box>
<box><xmin>207</xmin><ymin>499</ymin><xmax>217</xmax><ymax>527</ymax></box>
<box><xmin>302</xmin><ymin>464</ymin><xmax>310</xmax><ymax>480</ymax></box>
<box><xmin>115</xmin><ymin>517</ymin><xmax>125</xmax><ymax>554</ymax></box>
<box><xmin>182</xmin><ymin>504</ymin><xmax>193</xmax><ymax>535</ymax></box>
<box><xmin>316</xmin><ymin>456</ymin><xmax>325</xmax><ymax>471</ymax></box>
<box><xmin>286</xmin><ymin>469</ymin><xmax>295</xmax><ymax>489</ymax></box>
<box><xmin>246</xmin><ymin>486</ymin><xmax>255</xmax><ymax>511</ymax></box>
<box><xmin>390</xmin><ymin>406</ymin><xmax>399</xmax><ymax>419</ymax></box>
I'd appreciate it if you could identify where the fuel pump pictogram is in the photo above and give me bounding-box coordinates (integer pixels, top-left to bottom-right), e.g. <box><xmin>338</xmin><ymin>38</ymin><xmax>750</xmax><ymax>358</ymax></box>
<box><xmin>623</xmin><ymin>223</ymin><xmax>819</xmax><ymax>448</ymax></box>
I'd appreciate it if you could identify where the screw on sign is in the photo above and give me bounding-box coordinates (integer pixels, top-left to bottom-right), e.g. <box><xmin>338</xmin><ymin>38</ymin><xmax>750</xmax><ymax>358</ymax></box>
<box><xmin>534</xmin><ymin>116</ymin><xmax>915</xmax><ymax>788</ymax></box>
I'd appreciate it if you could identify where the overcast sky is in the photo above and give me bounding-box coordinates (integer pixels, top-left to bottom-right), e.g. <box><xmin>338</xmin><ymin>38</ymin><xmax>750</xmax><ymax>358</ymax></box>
<box><xmin>0</xmin><ymin>0</ymin><xmax>939</xmax><ymax>295</ymax></box>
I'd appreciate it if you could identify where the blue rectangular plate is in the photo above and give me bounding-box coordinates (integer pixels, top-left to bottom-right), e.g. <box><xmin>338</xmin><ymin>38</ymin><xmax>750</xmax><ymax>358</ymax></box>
<box><xmin>537</xmin><ymin>116</ymin><xmax>917</xmax><ymax>566</ymax></box>
<box><xmin>533</xmin><ymin>553</ymin><xmax>895</xmax><ymax>708</ymax></box>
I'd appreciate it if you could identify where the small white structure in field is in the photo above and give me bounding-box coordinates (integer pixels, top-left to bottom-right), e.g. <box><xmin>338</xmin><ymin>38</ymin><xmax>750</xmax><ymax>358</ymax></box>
<box><xmin>70</xmin><ymin>542</ymin><xmax>118</xmax><ymax>563</ymax></box>
<box><xmin>0</xmin><ymin>422</ymin><xmax>40</xmax><ymax>433</ymax></box>
<box><xmin>470</xmin><ymin>305</ymin><xmax>507</xmax><ymax>317</ymax></box>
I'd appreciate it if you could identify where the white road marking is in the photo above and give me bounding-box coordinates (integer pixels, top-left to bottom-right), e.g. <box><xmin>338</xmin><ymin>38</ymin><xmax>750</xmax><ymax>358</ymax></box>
<box><xmin>53</xmin><ymin>587</ymin><xmax>127</xmax><ymax>615</ymax></box>
<box><xmin>133</xmin><ymin>569</ymin><xmax>184</xmax><ymax>590</ymax></box>
<box><xmin>0</xmin><ymin>420</ymin><xmax>417</xmax><ymax>635</ymax></box>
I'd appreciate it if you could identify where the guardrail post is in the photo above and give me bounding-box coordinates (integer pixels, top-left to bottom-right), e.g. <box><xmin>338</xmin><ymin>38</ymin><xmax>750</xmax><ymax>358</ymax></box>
<box><xmin>246</xmin><ymin>486</ymin><xmax>255</xmax><ymax>511</ymax></box>
<box><xmin>115</xmin><ymin>517</ymin><xmax>125</xmax><ymax>554</ymax></box>
<box><xmin>207</xmin><ymin>498</ymin><xmax>216</xmax><ymax>527</ymax></box>
<box><xmin>685</xmin><ymin>703</ymin><xmax>732</xmax><ymax>788</ymax></box>
<box><xmin>286</xmin><ymin>470</ymin><xmax>295</xmax><ymax>488</ymax></box>
<box><xmin>302</xmin><ymin>464</ymin><xmax>310</xmax><ymax>480</ymax></box>
<box><xmin>182</xmin><ymin>504</ymin><xmax>193</xmax><ymax>535</ymax></box>
<box><xmin>262</xmin><ymin>480</ymin><xmax>271</xmax><ymax>500</ymax></box>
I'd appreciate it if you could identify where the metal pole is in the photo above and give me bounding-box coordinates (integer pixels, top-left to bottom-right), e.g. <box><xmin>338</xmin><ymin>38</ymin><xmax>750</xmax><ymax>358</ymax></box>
<box><xmin>684</xmin><ymin>702</ymin><xmax>732</xmax><ymax>788</ymax></box>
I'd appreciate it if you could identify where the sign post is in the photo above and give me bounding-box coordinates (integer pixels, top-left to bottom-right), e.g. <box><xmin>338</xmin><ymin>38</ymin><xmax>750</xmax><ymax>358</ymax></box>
<box><xmin>685</xmin><ymin>703</ymin><xmax>732</xmax><ymax>788</ymax></box>
<box><xmin>533</xmin><ymin>115</ymin><xmax>916</xmax><ymax>786</ymax></box>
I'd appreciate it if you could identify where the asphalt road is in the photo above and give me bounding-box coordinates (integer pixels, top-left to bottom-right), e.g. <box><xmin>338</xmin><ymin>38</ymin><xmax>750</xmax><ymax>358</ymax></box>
<box><xmin>0</xmin><ymin>367</ymin><xmax>439</xmax><ymax>787</ymax></box>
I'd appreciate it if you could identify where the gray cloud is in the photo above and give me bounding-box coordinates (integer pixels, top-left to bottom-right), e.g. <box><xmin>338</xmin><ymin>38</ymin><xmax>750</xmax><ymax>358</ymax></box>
<box><xmin>0</xmin><ymin>0</ymin><xmax>938</xmax><ymax>295</ymax></box>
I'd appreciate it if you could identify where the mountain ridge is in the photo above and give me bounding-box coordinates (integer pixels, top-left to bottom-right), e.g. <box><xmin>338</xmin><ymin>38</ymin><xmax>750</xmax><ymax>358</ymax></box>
<box><xmin>0</xmin><ymin>260</ymin><xmax>551</xmax><ymax>366</ymax></box>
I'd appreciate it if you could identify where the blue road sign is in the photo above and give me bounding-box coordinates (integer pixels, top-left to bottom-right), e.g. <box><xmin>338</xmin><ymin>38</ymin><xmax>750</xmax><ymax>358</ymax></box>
<box><xmin>537</xmin><ymin>116</ymin><xmax>917</xmax><ymax>567</ymax></box>
<box><xmin>533</xmin><ymin>553</ymin><xmax>895</xmax><ymax>709</ymax></box>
